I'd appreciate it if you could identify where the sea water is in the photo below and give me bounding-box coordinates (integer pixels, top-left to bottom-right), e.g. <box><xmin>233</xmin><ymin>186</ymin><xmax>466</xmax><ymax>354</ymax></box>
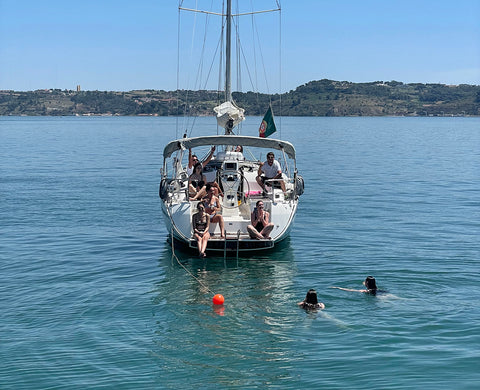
<box><xmin>1</xmin><ymin>116</ymin><xmax>479</xmax><ymax>389</ymax></box>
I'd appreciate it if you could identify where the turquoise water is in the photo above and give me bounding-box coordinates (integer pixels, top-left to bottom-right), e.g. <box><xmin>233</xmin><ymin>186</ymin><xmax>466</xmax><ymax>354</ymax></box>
<box><xmin>1</xmin><ymin>116</ymin><xmax>479</xmax><ymax>389</ymax></box>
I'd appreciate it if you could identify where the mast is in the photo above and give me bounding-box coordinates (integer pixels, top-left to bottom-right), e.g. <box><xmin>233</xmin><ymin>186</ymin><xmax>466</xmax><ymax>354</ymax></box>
<box><xmin>225</xmin><ymin>0</ymin><xmax>232</xmax><ymax>102</ymax></box>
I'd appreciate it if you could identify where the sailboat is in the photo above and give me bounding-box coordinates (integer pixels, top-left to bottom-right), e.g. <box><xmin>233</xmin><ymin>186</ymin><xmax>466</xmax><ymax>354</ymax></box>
<box><xmin>160</xmin><ymin>0</ymin><xmax>304</xmax><ymax>254</ymax></box>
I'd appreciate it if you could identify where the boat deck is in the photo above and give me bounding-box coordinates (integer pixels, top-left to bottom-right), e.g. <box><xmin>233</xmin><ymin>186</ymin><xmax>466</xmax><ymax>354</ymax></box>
<box><xmin>188</xmin><ymin>233</ymin><xmax>274</xmax><ymax>252</ymax></box>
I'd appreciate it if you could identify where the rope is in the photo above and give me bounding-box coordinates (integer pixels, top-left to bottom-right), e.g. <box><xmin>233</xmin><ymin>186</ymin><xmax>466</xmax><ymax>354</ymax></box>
<box><xmin>170</xmin><ymin>226</ymin><xmax>216</xmax><ymax>296</ymax></box>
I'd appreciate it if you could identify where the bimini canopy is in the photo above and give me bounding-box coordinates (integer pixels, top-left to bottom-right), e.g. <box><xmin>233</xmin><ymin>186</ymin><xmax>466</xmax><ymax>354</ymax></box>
<box><xmin>163</xmin><ymin>135</ymin><xmax>296</xmax><ymax>160</ymax></box>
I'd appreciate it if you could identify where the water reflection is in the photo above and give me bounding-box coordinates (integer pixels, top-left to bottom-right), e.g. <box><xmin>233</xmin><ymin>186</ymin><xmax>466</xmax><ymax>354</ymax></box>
<box><xmin>150</xmin><ymin>239</ymin><xmax>304</xmax><ymax>387</ymax></box>
<box><xmin>153</xmin><ymin>237</ymin><xmax>296</xmax><ymax>309</ymax></box>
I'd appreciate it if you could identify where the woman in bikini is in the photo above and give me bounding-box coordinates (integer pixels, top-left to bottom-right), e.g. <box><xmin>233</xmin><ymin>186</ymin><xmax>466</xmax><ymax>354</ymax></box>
<box><xmin>247</xmin><ymin>200</ymin><xmax>274</xmax><ymax>239</ymax></box>
<box><xmin>203</xmin><ymin>183</ymin><xmax>225</xmax><ymax>238</ymax></box>
<box><xmin>188</xmin><ymin>162</ymin><xmax>207</xmax><ymax>200</ymax></box>
<box><xmin>192</xmin><ymin>202</ymin><xmax>210</xmax><ymax>257</ymax></box>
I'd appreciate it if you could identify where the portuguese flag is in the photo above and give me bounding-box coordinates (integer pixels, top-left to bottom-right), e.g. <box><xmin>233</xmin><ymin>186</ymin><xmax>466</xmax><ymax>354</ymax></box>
<box><xmin>259</xmin><ymin>106</ymin><xmax>276</xmax><ymax>138</ymax></box>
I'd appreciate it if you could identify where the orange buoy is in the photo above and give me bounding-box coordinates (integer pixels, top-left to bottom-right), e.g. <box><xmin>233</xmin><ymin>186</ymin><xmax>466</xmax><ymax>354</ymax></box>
<box><xmin>212</xmin><ymin>294</ymin><xmax>225</xmax><ymax>305</ymax></box>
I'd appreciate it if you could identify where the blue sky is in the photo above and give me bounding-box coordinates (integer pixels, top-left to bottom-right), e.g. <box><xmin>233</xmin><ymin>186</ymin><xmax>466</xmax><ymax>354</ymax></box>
<box><xmin>1</xmin><ymin>0</ymin><xmax>479</xmax><ymax>92</ymax></box>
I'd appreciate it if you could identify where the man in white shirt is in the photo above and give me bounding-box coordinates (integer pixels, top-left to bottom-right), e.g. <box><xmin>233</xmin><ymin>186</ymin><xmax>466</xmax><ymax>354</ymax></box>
<box><xmin>256</xmin><ymin>152</ymin><xmax>286</xmax><ymax>193</ymax></box>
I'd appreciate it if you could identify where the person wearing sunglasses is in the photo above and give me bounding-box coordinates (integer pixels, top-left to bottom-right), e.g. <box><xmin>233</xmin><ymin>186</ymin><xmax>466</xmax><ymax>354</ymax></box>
<box><xmin>187</xmin><ymin>146</ymin><xmax>215</xmax><ymax>176</ymax></box>
<box><xmin>256</xmin><ymin>151</ymin><xmax>286</xmax><ymax>194</ymax></box>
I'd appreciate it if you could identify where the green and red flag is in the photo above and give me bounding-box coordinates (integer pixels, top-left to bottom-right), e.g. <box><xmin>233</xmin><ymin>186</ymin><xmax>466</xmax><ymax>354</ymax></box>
<box><xmin>259</xmin><ymin>106</ymin><xmax>276</xmax><ymax>138</ymax></box>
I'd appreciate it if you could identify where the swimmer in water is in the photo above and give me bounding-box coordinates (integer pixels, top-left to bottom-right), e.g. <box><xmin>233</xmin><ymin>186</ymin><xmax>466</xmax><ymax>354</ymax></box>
<box><xmin>330</xmin><ymin>276</ymin><xmax>386</xmax><ymax>295</ymax></box>
<box><xmin>298</xmin><ymin>289</ymin><xmax>325</xmax><ymax>310</ymax></box>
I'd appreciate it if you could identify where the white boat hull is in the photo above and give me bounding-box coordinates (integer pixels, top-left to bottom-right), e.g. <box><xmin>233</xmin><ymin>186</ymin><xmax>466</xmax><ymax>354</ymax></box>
<box><xmin>161</xmin><ymin>191</ymin><xmax>297</xmax><ymax>253</ymax></box>
<box><xmin>160</xmin><ymin>135</ymin><xmax>303</xmax><ymax>255</ymax></box>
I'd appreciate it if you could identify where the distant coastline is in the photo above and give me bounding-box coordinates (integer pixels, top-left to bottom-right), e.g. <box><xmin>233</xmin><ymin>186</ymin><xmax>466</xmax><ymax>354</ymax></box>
<box><xmin>1</xmin><ymin>79</ymin><xmax>479</xmax><ymax>117</ymax></box>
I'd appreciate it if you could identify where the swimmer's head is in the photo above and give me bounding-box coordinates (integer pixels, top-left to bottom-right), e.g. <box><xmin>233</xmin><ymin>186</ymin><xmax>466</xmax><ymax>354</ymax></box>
<box><xmin>304</xmin><ymin>289</ymin><xmax>319</xmax><ymax>305</ymax></box>
<box><xmin>364</xmin><ymin>276</ymin><xmax>377</xmax><ymax>291</ymax></box>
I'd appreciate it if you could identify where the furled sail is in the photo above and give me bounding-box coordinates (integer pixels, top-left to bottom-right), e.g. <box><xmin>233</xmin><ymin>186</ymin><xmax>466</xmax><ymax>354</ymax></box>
<box><xmin>214</xmin><ymin>101</ymin><xmax>245</xmax><ymax>130</ymax></box>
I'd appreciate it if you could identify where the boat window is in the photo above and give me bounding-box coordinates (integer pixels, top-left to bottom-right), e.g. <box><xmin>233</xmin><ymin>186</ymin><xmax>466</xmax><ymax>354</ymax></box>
<box><xmin>224</xmin><ymin>162</ymin><xmax>237</xmax><ymax>170</ymax></box>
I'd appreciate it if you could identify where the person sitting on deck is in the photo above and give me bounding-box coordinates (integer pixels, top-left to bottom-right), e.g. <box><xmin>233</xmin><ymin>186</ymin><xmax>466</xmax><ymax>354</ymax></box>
<box><xmin>203</xmin><ymin>183</ymin><xmax>225</xmax><ymax>238</ymax></box>
<box><xmin>189</xmin><ymin>163</ymin><xmax>207</xmax><ymax>200</ymax></box>
<box><xmin>247</xmin><ymin>200</ymin><xmax>274</xmax><ymax>240</ymax></box>
<box><xmin>207</xmin><ymin>180</ymin><xmax>223</xmax><ymax>198</ymax></box>
<box><xmin>256</xmin><ymin>151</ymin><xmax>286</xmax><ymax>194</ymax></box>
<box><xmin>192</xmin><ymin>202</ymin><xmax>210</xmax><ymax>258</ymax></box>
<box><xmin>187</xmin><ymin>147</ymin><xmax>222</xmax><ymax>197</ymax></box>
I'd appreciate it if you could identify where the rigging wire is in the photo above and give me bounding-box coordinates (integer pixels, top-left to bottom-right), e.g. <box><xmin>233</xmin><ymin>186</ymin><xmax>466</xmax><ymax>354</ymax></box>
<box><xmin>249</xmin><ymin>1</ymin><xmax>259</xmax><ymax>100</ymax></box>
<box><xmin>188</xmin><ymin>3</ymin><xmax>213</xmax><ymax>138</ymax></box>
<box><xmin>194</xmin><ymin>9</ymin><xmax>210</xmax><ymax>93</ymax></box>
<box><xmin>253</xmin><ymin>11</ymin><xmax>271</xmax><ymax>97</ymax></box>
<box><xmin>166</xmin><ymin>200</ymin><xmax>217</xmax><ymax>296</ymax></box>
<box><xmin>176</xmin><ymin>5</ymin><xmax>182</xmax><ymax>139</ymax></box>
<box><xmin>177</xmin><ymin>1</ymin><xmax>195</xmax><ymax>137</ymax></box>
<box><xmin>278</xmin><ymin>2</ymin><xmax>282</xmax><ymax>138</ymax></box>
<box><xmin>235</xmin><ymin>1</ymin><xmax>241</xmax><ymax>95</ymax></box>
<box><xmin>177</xmin><ymin>0</ymin><xmax>282</xmax><ymax>137</ymax></box>
<box><xmin>218</xmin><ymin>1</ymin><xmax>225</xmax><ymax>101</ymax></box>
<box><xmin>236</xmin><ymin>36</ymin><xmax>257</xmax><ymax>96</ymax></box>
<box><xmin>216</xmin><ymin>1</ymin><xmax>226</xmax><ymax>135</ymax></box>
<box><xmin>234</xmin><ymin>1</ymin><xmax>281</xmax><ymax>113</ymax></box>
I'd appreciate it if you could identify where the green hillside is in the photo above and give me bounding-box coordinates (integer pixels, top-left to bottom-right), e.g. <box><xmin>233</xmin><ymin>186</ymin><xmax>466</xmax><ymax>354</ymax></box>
<box><xmin>1</xmin><ymin>79</ymin><xmax>479</xmax><ymax>116</ymax></box>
